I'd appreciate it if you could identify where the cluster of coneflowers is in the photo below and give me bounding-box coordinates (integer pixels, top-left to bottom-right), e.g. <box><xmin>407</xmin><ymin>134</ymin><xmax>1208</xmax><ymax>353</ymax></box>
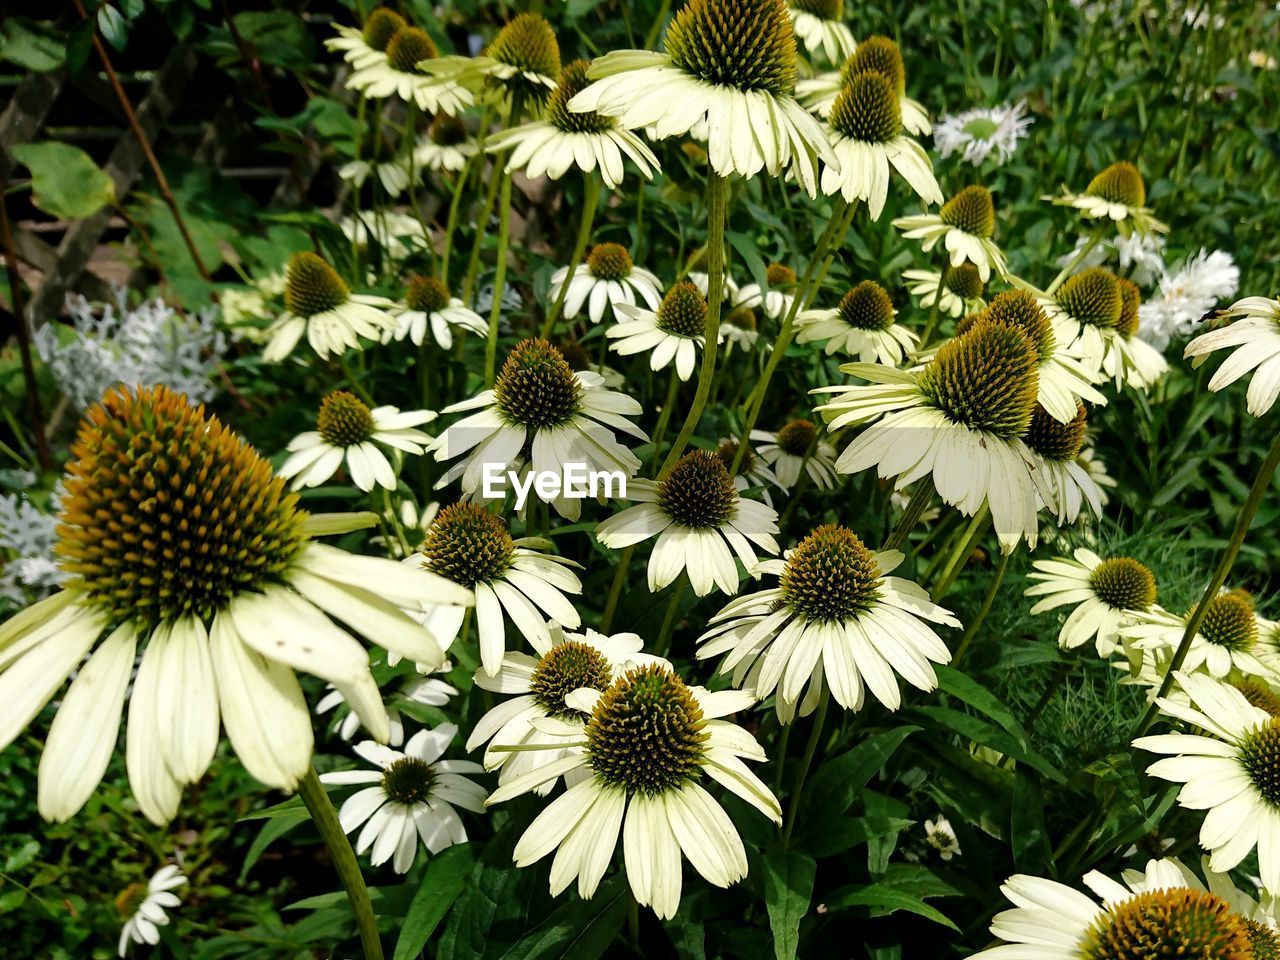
<box><xmin>9</xmin><ymin>0</ymin><xmax>1280</xmax><ymax>956</ymax></box>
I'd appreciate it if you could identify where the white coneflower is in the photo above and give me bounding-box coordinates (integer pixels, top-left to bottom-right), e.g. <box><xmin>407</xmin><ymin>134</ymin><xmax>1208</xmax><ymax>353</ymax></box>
<box><xmin>557</xmin><ymin>338</ymin><xmax>626</xmax><ymax>389</ymax></box>
<box><xmin>714</xmin><ymin>438</ymin><xmax>783</xmax><ymax>503</ymax></box>
<box><xmin>1048</xmin><ymin>160</ymin><xmax>1168</xmax><ymax>237</ymax></box>
<box><xmin>893</xmin><ymin>185</ymin><xmax>1008</xmax><ymax>282</ymax></box>
<box><xmin>1100</xmin><ymin>277</ymin><xmax>1169</xmax><ymax>390</ymax></box>
<box><xmin>549</xmin><ymin>242</ymin><xmax>663</xmax><ymax>325</ymax></box>
<box><xmin>608</xmin><ymin>281</ymin><xmax>718</xmax><ymax>381</ymax></box>
<box><xmin>972</xmin><ymin>855</ymin><xmax>1280</xmax><ymax>960</ymax></box>
<box><xmin>433</xmin><ymin>339</ymin><xmax>646</xmax><ymax>520</ymax></box>
<box><xmin>1139</xmin><ymin>249</ymin><xmax>1238</xmax><ymax>351</ymax></box>
<box><xmin>796</xmin><ymin>279</ymin><xmax>919</xmax><ymax>364</ymax></box>
<box><xmin>467</xmin><ymin>624</ymin><xmax>666</xmax><ymax>794</ymax></box>
<box><xmin>721</xmin><ymin>304</ymin><xmax>763</xmax><ymax>354</ymax></box>
<box><xmin>320</xmin><ymin>723</ymin><xmax>486</xmax><ymax>874</ymax></box>
<box><xmin>1037</xmin><ymin>266</ymin><xmax>1128</xmax><ymax>378</ymax></box>
<box><xmin>346</xmin><ymin>24</ymin><xmax>471</xmax><ymax>115</ymax></box>
<box><xmin>1026</xmin><ymin>549</ymin><xmax>1157</xmax><ymax>656</ymax></box>
<box><xmin>279</xmin><ymin>391</ymin><xmax>435</xmax><ymax>493</ymax></box>
<box><xmin>596</xmin><ymin>450</ymin><xmax>780</xmax><ymax>596</ymax></box>
<box><xmin>786</xmin><ymin>0</ymin><xmax>854</xmax><ymax>65</ymax></box>
<box><xmin>1134</xmin><ymin>671</ymin><xmax>1280</xmax><ymax>890</ymax></box>
<box><xmin>338</xmin><ymin>131</ymin><xmax>413</xmax><ymax>196</ymax></box>
<box><xmin>1057</xmin><ymin>232</ymin><xmax>1167</xmax><ymax>288</ymax></box>
<box><xmin>1022</xmin><ymin>402</ymin><xmax>1105</xmax><ymax>526</ymax></box>
<box><xmin>7</xmin><ymin>385</ymin><xmax>471</xmax><ymax>826</ymax></box>
<box><xmin>813</xmin><ymin>318</ymin><xmax>1052</xmax><ymax>552</ymax></box>
<box><xmin>404</xmin><ymin>503</ymin><xmax>583</xmax><ymax>677</ymax></box>
<box><xmin>795</xmin><ymin>37</ymin><xmax>931</xmax><ymax>135</ymax></box>
<box><xmin>389</xmin><ymin>274</ymin><xmax>486</xmax><ymax>348</ymax></box>
<box><xmin>486</xmin><ymin>663</ymin><xmax>781</xmax><ymax>920</ymax></box>
<box><xmin>325</xmin><ymin>8</ymin><xmax>405</xmax><ymax>71</ymax></box>
<box><xmin>818</xmin><ymin>61</ymin><xmax>942</xmax><ymax>218</ymax></box>
<box><xmin>115</xmin><ymin>864</ymin><xmax>186</xmax><ymax>957</ymax></box>
<box><xmin>423</xmin><ymin>13</ymin><xmax>562</xmax><ymax>109</ymax></box>
<box><xmin>1076</xmin><ymin>444</ymin><xmax>1117</xmax><ymax>506</ymax></box>
<box><xmin>751</xmin><ymin>419</ymin><xmax>839</xmax><ymax>491</ymax></box>
<box><xmin>486</xmin><ymin>60</ymin><xmax>660</xmax><ymax>188</ymax></box>
<box><xmin>415</xmin><ymin>114</ymin><xmax>478</xmax><ymax>173</ymax></box>
<box><xmin>317</xmin><ymin>672</ymin><xmax>458</xmax><ymax>746</ymax></box>
<box><xmin>924</xmin><ymin>816</ymin><xmax>960</xmax><ymax>860</ymax></box>
<box><xmin>902</xmin><ymin>263</ymin><xmax>986</xmax><ymax>318</ymax></box>
<box><xmin>735</xmin><ymin>262</ymin><xmax>799</xmax><ymax>321</ymax></box>
<box><xmin>263</xmin><ymin>252</ymin><xmax>398</xmax><ymax>363</ymax></box>
<box><xmin>341</xmin><ymin>210</ymin><xmax>432</xmax><ymax>263</ymax></box>
<box><xmin>932</xmin><ymin>101</ymin><xmax>1032</xmax><ymax>167</ymax></box>
<box><xmin>689</xmin><ymin>269</ymin><xmax>741</xmax><ymax>303</ymax></box>
<box><xmin>698</xmin><ymin>525</ymin><xmax>959</xmax><ymax>718</ymax></box>
<box><xmin>1123</xmin><ymin>590</ymin><xmax>1277</xmax><ymax>682</ymax></box>
<box><xmin>1184</xmin><ymin>295</ymin><xmax>1280</xmax><ymax>417</ymax></box>
<box><xmin>567</xmin><ymin>0</ymin><xmax>836</xmax><ymax>195</ymax></box>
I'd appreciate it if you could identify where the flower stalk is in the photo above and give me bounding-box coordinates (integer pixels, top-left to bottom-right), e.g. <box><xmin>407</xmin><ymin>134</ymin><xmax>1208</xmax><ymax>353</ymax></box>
<box><xmin>540</xmin><ymin>173</ymin><xmax>602</xmax><ymax>339</ymax></box>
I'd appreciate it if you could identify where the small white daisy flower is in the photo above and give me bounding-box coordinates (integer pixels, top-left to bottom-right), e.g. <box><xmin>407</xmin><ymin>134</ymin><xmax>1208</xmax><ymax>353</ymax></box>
<box><xmin>415</xmin><ymin>114</ymin><xmax>478</xmax><ymax>173</ymax></box>
<box><xmin>421</xmin><ymin>13</ymin><xmax>562</xmax><ymax>110</ymax></box>
<box><xmin>338</xmin><ymin>133</ymin><xmax>413</xmax><ymax>196</ymax></box>
<box><xmin>795</xmin><ymin>37</ymin><xmax>932</xmax><ymax>135</ymax></box>
<box><xmin>892</xmin><ymin>185</ymin><xmax>1008</xmax><ymax>282</ymax></box>
<box><xmin>608</xmin><ymin>281</ymin><xmax>718</xmax><ymax>381</ymax></box>
<box><xmin>751</xmin><ymin>420</ymin><xmax>839</xmax><ymax>491</ymax></box>
<box><xmin>347</xmin><ymin>25</ymin><xmax>471</xmax><ymax>115</ymax></box>
<box><xmin>1040</xmin><ymin>267</ymin><xmax>1162</xmax><ymax>388</ymax></box>
<box><xmin>485</xmin><ymin>663</ymin><xmax>781</xmax><ymax>920</ymax></box>
<box><xmin>1048</xmin><ymin>161</ymin><xmax>1168</xmax><ymax>238</ymax></box>
<box><xmin>1123</xmin><ymin>590</ymin><xmax>1276</xmax><ymax>683</ymax></box>
<box><xmin>924</xmin><ymin>816</ymin><xmax>960</xmax><ymax>860</ymax></box>
<box><xmin>320</xmin><ymin>723</ymin><xmax>486</xmax><ymax>874</ymax></box>
<box><xmin>596</xmin><ymin>450</ymin><xmax>780</xmax><ymax>597</ymax></box>
<box><xmin>318</xmin><ymin>672</ymin><xmax>458</xmax><ymax>746</ymax></box>
<box><xmin>698</xmin><ymin>525</ymin><xmax>959</xmax><ymax>718</ymax></box>
<box><xmin>390</xmin><ymin>275</ymin><xmax>486</xmax><ymax>348</ymax></box>
<box><xmin>279</xmin><ymin>391</ymin><xmax>435</xmax><ymax>493</ymax></box>
<box><xmin>734</xmin><ymin>262</ymin><xmax>799</xmax><ymax>320</ymax></box>
<box><xmin>902</xmin><ymin>263</ymin><xmax>986</xmax><ymax>318</ymax></box>
<box><xmin>786</xmin><ymin>0</ymin><xmax>855</xmax><ymax>66</ymax></box>
<box><xmin>688</xmin><ymin>269</ymin><xmax>740</xmax><ymax>303</ymax></box>
<box><xmin>549</xmin><ymin>242</ymin><xmax>662</xmax><ymax>325</ymax></box>
<box><xmin>932</xmin><ymin>100</ymin><xmax>1032</xmax><ymax>167</ymax></box>
<box><xmin>721</xmin><ymin>304</ymin><xmax>763</xmax><ymax>354</ymax></box>
<box><xmin>1022</xmin><ymin>403</ymin><xmax>1106</xmax><ymax>526</ymax></box>
<box><xmin>263</xmin><ymin>252</ymin><xmax>398</xmax><ymax>363</ymax></box>
<box><xmin>1025</xmin><ymin>549</ymin><xmax>1157</xmax><ymax>656</ymax></box>
<box><xmin>1100</xmin><ymin>277</ymin><xmax>1169</xmax><ymax>390</ymax></box>
<box><xmin>796</xmin><ymin>279</ymin><xmax>919</xmax><ymax>364</ymax></box>
<box><xmin>1184</xmin><ymin>295</ymin><xmax>1280</xmax><ymax>417</ymax></box>
<box><xmin>714</xmin><ymin>438</ymin><xmax>783</xmax><ymax>505</ymax></box>
<box><xmin>116</xmin><ymin>864</ymin><xmax>186</xmax><ymax>957</ymax></box>
<box><xmin>324</xmin><ymin>9</ymin><xmax>404</xmax><ymax>71</ymax></box>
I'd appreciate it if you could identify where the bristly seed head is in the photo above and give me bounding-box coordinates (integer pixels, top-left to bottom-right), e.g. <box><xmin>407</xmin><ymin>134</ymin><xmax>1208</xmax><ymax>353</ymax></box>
<box><xmin>841</xmin><ymin>35</ymin><xmax>905</xmax><ymax>97</ymax></box>
<box><xmin>429</xmin><ymin>113</ymin><xmax>468</xmax><ymax>147</ymax></box>
<box><xmin>658</xmin><ymin>450</ymin><xmax>738</xmax><ymax>528</ymax></box>
<box><xmin>1056</xmin><ymin>267</ymin><xmax>1123</xmax><ymax>329</ymax></box>
<box><xmin>780</xmin><ymin>524</ymin><xmax>882</xmax><ymax>623</ymax></box>
<box><xmin>530</xmin><ymin>640</ymin><xmax>614</xmax><ymax>717</ymax></box>
<box><xmin>1086</xmin><ymin>161</ymin><xmax>1146</xmax><ymax>208</ymax></box>
<box><xmin>1233</xmin><ymin>679</ymin><xmax>1280</xmax><ymax>719</ymax></box>
<box><xmin>115</xmin><ymin>883</ymin><xmax>149</xmax><ymax>920</ymax></box>
<box><xmin>1247</xmin><ymin>919</ymin><xmax>1280</xmax><ymax>960</ymax></box>
<box><xmin>776</xmin><ymin>418</ymin><xmax>817</xmax><ymax>456</ymax></box>
<box><xmin>918</xmin><ymin>320</ymin><xmax>1039</xmax><ymax>439</ymax></box>
<box><xmin>486</xmin><ymin>12</ymin><xmax>561</xmax><ymax>93</ymax></box>
<box><xmin>657</xmin><ymin>282</ymin><xmax>709</xmax><ymax>338</ymax></box>
<box><xmin>1023</xmin><ymin>402</ymin><xmax>1087</xmax><ymax>462</ymax></box>
<box><xmin>421</xmin><ymin>502</ymin><xmax>515</xmax><ymax>588</ymax></box>
<box><xmin>381</xmin><ymin>756</ymin><xmax>436</xmax><ymax>805</ymax></box>
<box><xmin>494</xmin><ymin>339</ymin><xmax>583</xmax><ymax>428</ymax></box>
<box><xmin>715</xmin><ymin>437</ymin><xmax>754</xmax><ymax>473</ymax></box>
<box><xmin>940</xmin><ymin>185</ymin><xmax>996</xmax><ymax>238</ymax></box>
<box><xmin>558</xmin><ymin>339</ymin><xmax>591</xmax><ymax>372</ymax></box>
<box><xmin>1116</xmin><ymin>277</ymin><xmax>1141</xmax><ymax>338</ymax></box>
<box><xmin>1200</xmin><ymin>591</ymin><xmax>1257</xmax><ymax>651</ymax></box>
<box><xmin>385</xmin><ymin>26</ymin><xmax>439</xmax><ymax>74</ymax></box>
<box><xmin>405</xmin><ymin>274</ymin><xmax>451</xmax><ymax>313</ymax></box>
<box><xmin>56</xmin><ymin>385</ymin><xmax>305</xmax><ymax>627</ymax></box>
<box><xmin>664</xmin><ymin>0</ymin><xmax>798</xmax><ymax>95</ymax></box>
<box><xmin>362</xmin><ymin>8</ymin><xmax>406</xmax><ymax>51</ymax></box>
<box><xmin>766</xmin><ymin>262</ymin><xmax>797</xmax><ymax>287</ymax></box>
<box><xmin>726</xmin><ymin>305</ymin><xmax>758</xmax><ymax>330</ymax></box>
<box><xmin>963</xmin><ymin>289</ymin><xmax>1056</xmax><ymax>364</ymax></box>
<box><xmin>1088</xmin><ymin>557</ymin><xmax>1156</xmax><ymax>611</ymax></box>
<box><xmin>829</xmin><ymin>69</ymin><xmax>902</xmax><ymax>143</ymax></box>
<box><xmin>1241</xmin><ymin>718</ymin><xmax>1280</xmax><ymax>808</ymax></box>
<box><xmin>586</xmin><ymin>242</ymin><xmax>633</xmax><ymax>281</ymax></box>
<box><xmin>317</xmin><ymin>390</ymin><xmax>376</xmax><ymax>447</ymax></box>
<box><xmin>1079</xmin><ymin>888</ymin><xmax>1251</xmax><ymax>960</ymax></box>
<box><xmin>790</xmin><ymin>0</ymin><xmax>843</xmax><ymax>18</ymax></box>
<box><xmin>546</xmin><ymin>59</ymin><xmax>613</xmax><ymax>134</ymax></box>
<box><xmin>285</xmin><ymin>252</ymin><xmax>350</xmax><ymax>318</ymax></box>
<box><xmin>838</xmin><ymin>281</ymin><xmax>895</xmax><ymax>331</ymax></box>
<box><xmin>942</xmin><ymin>262</ymin><xmax>984</xmax><ymax>300</ymax></box>
<box><xmin>586</xmin><ymin>664</ymin><xmax>709</xmax><ymax>795</ymax></box>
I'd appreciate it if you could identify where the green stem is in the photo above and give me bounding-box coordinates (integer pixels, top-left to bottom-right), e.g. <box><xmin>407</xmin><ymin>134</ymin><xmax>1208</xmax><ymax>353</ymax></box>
<box><xmin>1133</xmin><ymin>430</ymin><xmax>1280</xmax><ymax>737</ymax></box>
<box><xmin>1046</xmin><ymin>229</ymin><xmax>1104</xmax><ymax>296</ymax></box>
<box><xmin>653</xmin><ymin>576</ymin><xmax>687</xmax><ymax>658</ymax></box>
<box><xmin>439</xmin><ymin>165</ymin><xmax>470</xmax><ymax>285</ymax></box>
<box><xmin>600</xmin><ymin>545</ymin><xmax>635</xmax><ymax>634</ymax></box>
<box><xmin>643</xmin><ymin>0</ymin><xmax>672</xmax><ymax>49</ymax></box>
<box><xmin>540</xmin><ymin>173</ymin><xmax>601</xmax><ymax>340</ymax></box>
<box><xmin>781</xmin><ymin>689</ymin><xmax>829</xmax><ymax>849</ymax></box>
<box><xmin>917</xmin><ymin>251</ymin><xmax>949</xmax><ymax>347</ymax></box>
<box><xmin>951</xmin><ymin>549</ymin><xmax>1010</xmax><ymax>666</ymax></box>
<box><xmin>484</xmin><ymin>168</ymin><xmax>514</xmax><ymax>388</ymax></box>
<box><xmin>657</xmin><ymin>172</ymin><xmax>731</xmax><ymax>478</ymax></box>
<box><xmin>338</xmin><ymin>356</ymin><xmax>375</xmax><ymax>406</ymax></box>
<box><xmin>297</xmin><ymin>766</ymin><xmax>384</xmax><ymax>960</ymax></box>
<box><xmin>462</xmin><ymin>154</ymin><xmax>504</xmax><ymax>306</ymax></box>
<box><xmin>647</xmin><ymin>371</ymin><xmax>681</xmax><ymax>473</ymax></box>
<box><xmin>882</xmin><ymin>476</ymin><xmax>936</xmax><ymax>552</ymax></box>
<box><xmin>930</xmin><ymin>506</ymin><xmax>990</xmax><ymax>602</ymax></box>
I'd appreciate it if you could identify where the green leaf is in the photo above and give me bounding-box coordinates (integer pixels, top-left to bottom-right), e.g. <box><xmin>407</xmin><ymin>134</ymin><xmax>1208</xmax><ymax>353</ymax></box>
<box><xmin>935</xmin><ymin>665</ymin><xmax>1030</xmax><ymax>748</ymax></box>
<box><xmin>97</xmin><ymin>6</ymin><xmax>128</xmax><ymax>52</ymax></box>
<box><xmin>1010</xmin><ymin>771</ymin><xmax>1052</xmax><ymax>872</ymax></box>
<box><xmin>824</xmin><ymin>883</ymin><xmax>959</xmax><ymax>931</ymax></box>
<box><xmin>910</xmin><ymin>706</ymin><xmax>1065</xmax><ymax>783</ymax></box>
<box><xmin>233</xmin><ymin>11</ymin><xmax>315</xmax><ymax>70</ymax></box>
<box><xmin>12</xmin><ymin>142</ymin><xmax>115</xmax><ymax>220</ymax></box>
<box><xmin>394</xmin><ymin>845</ymin><xmax>475</xmax><ymax>960</ymax></box>
<box><xmin>497</xmin><ymin>875</ymin><xmax>629</xmax><ymax>960</ymax></box>
<box><xmin>726</xmin><ymin>231</ymin><xmax>768</xmax><ymax>293</ymax></box>
<box><xmin>802</xmin><ymin>726</ymin><xmax>919</xmax><ymax>817</ymax></box>
<box><xmin>0</xmin><ymin>18</ymin><xmax>65</xmax><ymax>72</ymax></box>
<box><xmin>3</xmin><ymin>839</ymin><xmax>40</xmax><ymax>873</ymax></box>
<box><xmin>762</xmin><ymin>849</ymin><xmax>815</xmax><ymax>960</ymax></box>
<box><xmin>239</xmin><ymin>806</ymin><xmax>310</xmax><ymax>882</ymax></box>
